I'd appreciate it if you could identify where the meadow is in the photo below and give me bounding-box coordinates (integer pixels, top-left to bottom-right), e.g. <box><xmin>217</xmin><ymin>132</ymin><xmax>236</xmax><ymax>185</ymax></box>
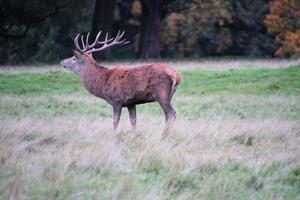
<box><xmin>0</xmin><ymin>61</ymin><xmax>300</xmax><ymax>199</ymax></box>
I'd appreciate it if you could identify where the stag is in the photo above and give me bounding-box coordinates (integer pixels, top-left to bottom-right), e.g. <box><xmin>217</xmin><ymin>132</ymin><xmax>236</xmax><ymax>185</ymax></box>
<box><xmin>60</xmin><ymin>30</ymin><xmax>181</xmax><ymax>130</ymax></box>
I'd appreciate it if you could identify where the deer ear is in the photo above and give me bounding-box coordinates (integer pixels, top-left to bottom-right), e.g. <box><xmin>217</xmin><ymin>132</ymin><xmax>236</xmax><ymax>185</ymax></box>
<box><xmin>73</xmin><ymin>51</ymin><xmax>83</xmax><ymax>59</ymax></box>
<box><xmin>84</xmin><ymin>52</ymin><xmax>94</xmax><ymax>60</ymax></box>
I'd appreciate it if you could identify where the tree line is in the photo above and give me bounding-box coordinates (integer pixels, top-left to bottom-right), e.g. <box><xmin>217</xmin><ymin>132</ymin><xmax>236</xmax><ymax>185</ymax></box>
<box><xmin>0</xmin><ymin>0</ymin><xmax>299</xmax><ymax>64</ymax></box>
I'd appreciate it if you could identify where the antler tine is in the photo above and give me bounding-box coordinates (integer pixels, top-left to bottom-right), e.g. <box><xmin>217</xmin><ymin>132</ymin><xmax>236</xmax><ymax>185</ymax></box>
<box><xmin>97</xmin><ymin>33</ymin><xmax>114</xmax><ymax>44</ymax></box>
<box><xmin>117</xmin><ymin>31</ymin><xmax>128</xmax><ymax>43</ymax></box>
<box><xmin>115</xmin><ymin>31</ymin><xmax>128</xmax><ymax>44</ymax></box>
<box><xmin>73</xmin><ymin>30</ymin><xmax>130</xmax><ymax>54</ymax></box>
<box><xmin>87</xmin><ymin>31</ymin><xmax>102</xmax><ymax>48</ymax></box>
<box><xmin>74</xmin><ymin>33</ymin><xmax>84</xmax><ymax>52</ymax></box>
<box><xmin>80</xmin><ymin>35</ymin><xmax>86</xmax><ymax>50</ymax></box>
<box><xmin>117</xmin><ymin>30</ymin><xmax>125</xmax><ymax>39</ymax></box>
<box><xmin>118</xmin><ymin>39</ymin><xmax>130</xmax><ymax>44</ymax></box>
<box><xmin>108</xmin><ymin>30</ymin><xmax>123</xmax><ymax>44</ymax></box>
<box><xmin>74</xmin><ymin>33</ymin><xmax>80</xmax><ymax>48</ymax></box>
<box><xmin>85</xmin><ymin>32</ymin><xmax>90</xmax><ymax>49</ymax></box>
<box><xmin>104</xmin><ymin>32</ymin><xmax>109</xmax><ymax>43</ymax></box>
<box><xmin>111</xmin><ymin>30</ymin><xmax>121</xmax><ymax>42</ymax></box>
<box><xmin>113</xmin><ymin>31</ymin><xmax>129</xmax><ymax>44</ymax></box>
<box><xmin>96</xmin><ymin>33</ymin><xmax>111</xmax><ymax>49</ymax></box>
<box><xmin>85</xmin><ymin>30</ymin><xmax>129</xmax><ymax>54</ymax></box>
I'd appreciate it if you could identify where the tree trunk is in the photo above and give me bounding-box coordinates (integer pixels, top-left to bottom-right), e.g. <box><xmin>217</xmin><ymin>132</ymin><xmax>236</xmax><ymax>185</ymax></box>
<box><xmin>138</xmin><ymin>0</ymin><xmax>163</xmax><ymax>59</ymax></box>
<box><xmin>91</xmin><ymin>0</ymin><xmax>116</xmax><ymax>59</ymax></box>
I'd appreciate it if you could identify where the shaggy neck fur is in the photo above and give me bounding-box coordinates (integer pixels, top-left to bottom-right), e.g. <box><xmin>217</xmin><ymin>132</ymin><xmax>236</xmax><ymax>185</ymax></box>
<box><xmin>80</xmin><ymin>62</ymin><xmax>108</xmax><ymax>98</ymax></box>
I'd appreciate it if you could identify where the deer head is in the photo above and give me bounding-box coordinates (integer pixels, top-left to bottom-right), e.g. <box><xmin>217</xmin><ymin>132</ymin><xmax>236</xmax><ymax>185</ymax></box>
<box><xmin>60</xmin><ymin>30</ymin><xmax>129</xmax><ymax>75</ymax></box>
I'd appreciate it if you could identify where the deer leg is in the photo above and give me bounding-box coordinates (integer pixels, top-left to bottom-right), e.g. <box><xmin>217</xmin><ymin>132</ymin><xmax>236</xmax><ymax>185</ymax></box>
<box><xmin>127</xmin><ymin>105</ymin><xmax>137</xmax><ymax>129</ymax></box>
<box><xmin>157</xmin><ymin>100</ymin><xmax>177</xmax><ymax>123</ymax></box>
<box><xmin>112</xmin><ymin>104</ymin><xmax>122</xmax><ymax>131</ymax></box>
<box><xmin>154</xmin><ymin>85</ymin><xmax>177</xmax><ymax>124</ymax></box>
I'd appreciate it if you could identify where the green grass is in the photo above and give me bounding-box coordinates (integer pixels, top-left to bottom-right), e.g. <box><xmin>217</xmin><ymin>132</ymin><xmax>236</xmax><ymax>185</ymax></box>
<box><xmin>180</xmin><ymin>67</ymin><xmax>300</xmax><ymax>96</ymax></box>
<box><xmin>0</xmin><ymin>65</ymin><xmax>300</xmax><ymax>199</ymax></box>
<box><xmin>1</xmin><ymin>94</ymin><xmax>299</xmax><ymax>120</ymax></box>
<box><xmin>13</xmin><ymin>163</ymin><xmax>299</xmax><ymax>199</ymax></box>
<box><xmin>0</xmin><ymin>66</ymin><xmax>299</xmax><ymax>96</ymax></box>
<box><xmin>0</xmin><ymin>72</ymin><xmax>83</xmax><ymax>95</ymax></box>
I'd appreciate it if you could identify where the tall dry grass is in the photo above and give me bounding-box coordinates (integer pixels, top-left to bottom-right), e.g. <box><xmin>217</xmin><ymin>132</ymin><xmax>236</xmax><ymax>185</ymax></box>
<box><xmin>1</xmin><ymin>111</ymin><xmax>299</xmax><ymax>198</ymax></box>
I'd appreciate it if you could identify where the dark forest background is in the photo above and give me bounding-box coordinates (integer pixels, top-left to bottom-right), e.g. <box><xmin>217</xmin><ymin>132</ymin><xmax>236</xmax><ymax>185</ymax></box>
<box><xmin>0</xmin><ymin>0</ymin><xmax>299</xmax><ymax>64</ymax></box>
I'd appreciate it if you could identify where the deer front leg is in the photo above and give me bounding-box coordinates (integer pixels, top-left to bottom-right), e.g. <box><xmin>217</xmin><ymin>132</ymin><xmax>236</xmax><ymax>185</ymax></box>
<box><xmin>113</xmin><ymin>104</ymin><xmax>122</xmax><ymax>131</ymax></box>
<box><xmin>127</xmin><ymin>105</ymin><xmax>137</xmax><ymax>129</ymax></box>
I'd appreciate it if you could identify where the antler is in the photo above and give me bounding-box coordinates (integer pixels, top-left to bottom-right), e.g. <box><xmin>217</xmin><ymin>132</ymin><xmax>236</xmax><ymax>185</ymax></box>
<box><xmin>74</xmin><ymin>30</ymin><xmax>129</xmax><ymax>54</ymax></box>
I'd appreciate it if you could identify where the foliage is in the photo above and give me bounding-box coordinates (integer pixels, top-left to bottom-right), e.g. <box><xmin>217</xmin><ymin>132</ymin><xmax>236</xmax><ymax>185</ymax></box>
<box><xmin>161</xmin><ymin>0</ymin><xmax>277</xmax><ymax>57</ymax></box>
<box><xmin>1</xmin><ymin>0</ymin><xmax>300</xmax><ymax>63</ymax></box>
<box><xmin>161</xmin><ymin>0</ymin><xmax>233</xmax><ymax>57</ymax></box>
<box><xmin>265</xmin><ymin>0</ymin><xmax>300</xmax><ymax>57</ymax></box>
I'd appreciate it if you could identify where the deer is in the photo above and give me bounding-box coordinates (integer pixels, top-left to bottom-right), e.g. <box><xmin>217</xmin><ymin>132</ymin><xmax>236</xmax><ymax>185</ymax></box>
<box><xmin>60</xmin><ymin>30</ymin><xmax>181</xmax><ymax>131</ymax></box>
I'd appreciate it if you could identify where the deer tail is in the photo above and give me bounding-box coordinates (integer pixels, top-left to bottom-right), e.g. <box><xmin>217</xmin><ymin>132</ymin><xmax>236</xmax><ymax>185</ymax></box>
<box><xmin>169</xmin><ymin>72</ymin><xmax>181</xmax><ymax>101</ymax></box>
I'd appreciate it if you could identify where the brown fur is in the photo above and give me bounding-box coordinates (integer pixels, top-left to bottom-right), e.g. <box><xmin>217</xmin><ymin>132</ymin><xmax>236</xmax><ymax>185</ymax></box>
<box><xmin>61</xmin><ymin>53</ymin><xmax>181</xmax><ymax>130</ymax></box>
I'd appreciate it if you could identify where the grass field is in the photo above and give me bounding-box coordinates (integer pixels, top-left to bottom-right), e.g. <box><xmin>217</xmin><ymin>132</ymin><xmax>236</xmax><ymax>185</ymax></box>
<box><xmin>0</xmin><ymin>63</ymin><xmax>300</xmax><ymax>199</ymax></box>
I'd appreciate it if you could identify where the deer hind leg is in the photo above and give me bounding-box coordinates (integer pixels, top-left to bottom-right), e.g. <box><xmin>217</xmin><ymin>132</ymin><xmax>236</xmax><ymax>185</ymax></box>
<box><xmin>112</xmin><ymin>104</ymin><xmax>122</xmax><ymax>131</ymax></box>
<box><xmin>155</xmin><ymin>91</ymin><xmax>177</xmax><ymax>124</ymax></box>
<box><xmin>169</xmin><ymin>77</ymin><xmax>177</xmax><ymax>102</ymax></box>
<box><xmin>159</xmin><ymin>101</ymin><xmax>176</xmax><ymax>123</ymax></box>
<box><xmin>155</xmin><ymin>79</ymin><xmax>177</xmax><ymax>124</ymax></box>
<box><xmin>127</xmin><ymin>105</ymin><xmax>137</xmax><ymax>129</ymax></box>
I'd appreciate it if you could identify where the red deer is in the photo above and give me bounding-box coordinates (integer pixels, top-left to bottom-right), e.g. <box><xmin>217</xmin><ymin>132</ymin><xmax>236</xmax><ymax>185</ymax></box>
<box><xmin>60</xmin><ymin>30</ymin><xmax>181</xmax><ymax>130</ymax></box>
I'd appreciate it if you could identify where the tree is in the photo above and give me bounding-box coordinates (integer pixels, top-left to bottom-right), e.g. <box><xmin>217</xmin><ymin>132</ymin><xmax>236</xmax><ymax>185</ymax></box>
<box><xmin>0</xmin><ymin>0</ymin><xmax>73</xmax><ymax>39</ymax></box>
<box><xmin>138</xmin><ymin>0</ymin><xmax>198</xmax><ymax>58</ymax></box>
<box><xmin>0</xmin><ymin>0</ymin><xmax>90</xmax><ymax>63</ymax></box>
<box><xmin>138</xmin><ymin>0</ymin><xmax>165</xmax><ymax>58</ymax></box>
<box><xmin>90</xmin><ymin>0</ymin><xmax>116</xmax><ymax>59</ymax></box>
<box><xmin>265</xmin><ymin>0</ymin><xmax>300</xmax><ymax>57</ymax></box>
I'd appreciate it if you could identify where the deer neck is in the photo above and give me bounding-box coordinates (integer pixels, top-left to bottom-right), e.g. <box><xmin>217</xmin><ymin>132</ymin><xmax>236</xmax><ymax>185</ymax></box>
<box><xmin>80</xmin><ymin>62</ymin><xmax>108</xmax><ymax>98</ymax></box>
